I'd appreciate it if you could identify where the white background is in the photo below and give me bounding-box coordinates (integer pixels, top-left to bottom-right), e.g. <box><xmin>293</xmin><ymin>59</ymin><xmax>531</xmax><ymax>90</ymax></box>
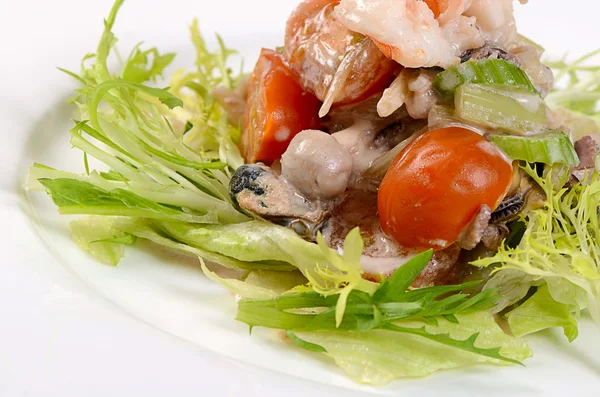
<box><xmin>1</xmin><ymin>1</ymin><xmax>599</xmax><ymax>396</ymax></box>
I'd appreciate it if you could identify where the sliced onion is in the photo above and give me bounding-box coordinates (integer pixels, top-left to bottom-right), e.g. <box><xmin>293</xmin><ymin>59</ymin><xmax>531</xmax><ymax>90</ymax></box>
<box><xmin>377</xmin><ymin>69</ymin><xmax>409</xmax><ymax>118</ymax></box>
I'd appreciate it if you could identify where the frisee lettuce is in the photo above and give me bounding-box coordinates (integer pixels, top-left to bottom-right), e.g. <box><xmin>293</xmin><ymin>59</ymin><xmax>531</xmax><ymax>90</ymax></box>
<box><xmin>25</xmin><ymin>0</ymin><xmax>248</xmax><ymax>225</ymax></box>
<box><xmin>473</xmin><ymin>166</ymin><xmax>600</xmax><ymax>335</ymax></box>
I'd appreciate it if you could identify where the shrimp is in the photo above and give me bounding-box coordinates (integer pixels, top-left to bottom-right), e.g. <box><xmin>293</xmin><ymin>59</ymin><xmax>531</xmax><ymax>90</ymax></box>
<box><xmin>423</xmin><ymin>0</ymin><xmax>472</xmax><ymax>23</ymax></box>
<box><xmin>334</xmin><ymin>0</ymin><xmax>492</xmax><ymax>69</ymax></box>
<box><xmin>464</xmin><ymin>0</ymin><xmax>518</xmax><ymax>48</ymax></box>
<box><xmin>284</xmin><ymin>0</ymin><xmax>398</xmax><ymax>106</ymax></box>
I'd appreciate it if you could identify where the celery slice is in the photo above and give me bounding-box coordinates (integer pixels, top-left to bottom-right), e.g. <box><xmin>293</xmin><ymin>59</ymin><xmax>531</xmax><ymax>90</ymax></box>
<box><xmin>434</xmin><ymin>59</ymin><xmax>538</xmax><ymax>101</ymax></box>
<box><xmin>455</xmin><ymin>84</ymin><xmax>547</xmax><ymax>135</ymax></box>
<box><xmin>490</xmin><ymin>131</ymin><xmax>580</xmax><ymax>166</ymax></box>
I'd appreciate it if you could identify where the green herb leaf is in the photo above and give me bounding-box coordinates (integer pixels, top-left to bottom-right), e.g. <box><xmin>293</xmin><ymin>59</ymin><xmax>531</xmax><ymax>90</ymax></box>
<box><xmin>373</xmin><ymin>250</ymin><xmax>433</xmax><ymax>302</ymax></box>
<box><xmin>383</xmin><ymin>324</ymin><xmax>524</xmax><ymax>366</ymax></box>
<box><xmin>286</xmin><ymin>331</ymin><xmax>328</xmax><ymax>353</ymax></box>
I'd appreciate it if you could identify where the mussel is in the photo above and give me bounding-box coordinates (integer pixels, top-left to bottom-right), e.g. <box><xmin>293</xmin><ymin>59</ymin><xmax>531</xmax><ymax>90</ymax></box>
<box><xmin>230</xmin><ymin>164</ymin><xmax>330</xmax><ymax>241</ymax></box>
<box><xmin>491</xmin><ymin>167</ymin><xmax>546</xmax><ymax>223</ymax></box>
<box><xmin>460</xmin><ymin>42</ymin><xmax>521</xmax><ymax>66</ymax></box>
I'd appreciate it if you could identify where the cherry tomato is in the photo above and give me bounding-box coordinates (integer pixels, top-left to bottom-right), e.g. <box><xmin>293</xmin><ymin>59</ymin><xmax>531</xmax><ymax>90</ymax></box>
<box><xmin>378</xmin><ymin>127</ymin><xmax>513</xmax><ymax>251</ymax></box>
<box><xmin>240</xmin><ymin>48</ymin><xmax>321</xmax><ymax>164</ymax></box>
<box><xmin>284</xmin><ymin>0</ymin><xmax>398</xmax><ymax>105</ymax></box>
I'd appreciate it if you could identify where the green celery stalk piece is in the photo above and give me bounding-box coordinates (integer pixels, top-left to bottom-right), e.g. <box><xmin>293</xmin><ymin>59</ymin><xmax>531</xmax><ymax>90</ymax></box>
<box><xmin>490</xmin><ymin>131</ymin><xmax>580</xmax><ymax>166</ymax></box>
<box><xmin>455</xmin><ymin>84</ymin><xmax>547</xmax><ymax>135</ymax></box>
<box><xmin>434</xmin><ymin>59</ymin><xmax>538</xmax><ymax>101</ymax></box>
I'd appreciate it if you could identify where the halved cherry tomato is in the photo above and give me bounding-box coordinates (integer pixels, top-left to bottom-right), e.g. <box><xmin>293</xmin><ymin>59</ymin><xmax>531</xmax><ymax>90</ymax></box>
<box><xmin>378</xmin><ymin>127</ymin><xmax>513</xmax><ymax>251</ymax></box>
<box><xmin>284</xmin><ymin>0</ymin><xmax>398</xmax><ymax>105</ymax></box>
<box><xmin>240</xmin><ymin>48</ymin><xmax>321</xmax><ymax>164</ymax></box>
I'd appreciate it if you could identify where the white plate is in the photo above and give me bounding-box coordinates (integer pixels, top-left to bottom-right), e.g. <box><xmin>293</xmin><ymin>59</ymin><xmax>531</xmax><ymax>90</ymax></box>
<box><xmin>2</xmin><ymin>1</ymin><xmax>600</xmax><ymax>396</ymax></box>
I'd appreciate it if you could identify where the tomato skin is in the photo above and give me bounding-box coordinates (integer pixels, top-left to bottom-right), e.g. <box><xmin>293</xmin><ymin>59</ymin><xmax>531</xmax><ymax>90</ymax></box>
<box><xmin>377</xmin><ymin>127</ymin><xmax>513</xmax><ymax>251</ymax></box>
<box><xmin>240</xmin><ymin>48</ymin><xmax>321</xmax><ymax>164</ymax></box>
<box><xmin>284</xmin><ymin>0</ymin><xmax>398</xmax><ymax>105</ymax></box>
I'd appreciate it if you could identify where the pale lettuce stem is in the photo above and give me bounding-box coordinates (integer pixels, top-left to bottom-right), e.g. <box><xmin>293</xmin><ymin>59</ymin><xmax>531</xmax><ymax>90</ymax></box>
<box><xmin>98</xmin><ymin>117</ymin><xmax>207</xmax><ymax>191</ymax></box>
<box><xmin>70</xmin><ymin>133</ymin><xmax>142</xmax><ymax>181</ymax></box>
<box><xmin>29</xmin><ymin>166</ymin><xmax>240</xmax><ymax>219</ymax></box>
<box><xmin>26</xmin><ymin>168</ymin><xmax>125</xmax><ymax>192</ymax></box>
<box><xmin>97</xmin><ymin>117</ymin><xmax>180</xmax><ymax>186</ymax></box>
<box><xmin>58</xmin><ymin>206</ymin><xmax>212</xmax><ymax>223</ymax></box>
<box><xmin>101</xmin><ymin>115</ymin><xmax>229</xmax><ymax>199</ymax></box>
<box><xmin>176</xmin><ymin>168</ymin><xmax>230</xmax><ymax>202</ymax></box>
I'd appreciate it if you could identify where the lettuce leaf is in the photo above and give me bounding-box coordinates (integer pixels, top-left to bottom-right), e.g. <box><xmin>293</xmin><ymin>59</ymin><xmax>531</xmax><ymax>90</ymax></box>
<box><xmin>473</xmin><ymin>166</ymin><xmax>600</xmax><ymax>329</ymax></box>
<box><xmin>201</xmin><ymin>261</ymin><xmax>280</xmax><ymax>300</ymax></box>
<box><xmin>200</xmin><ymin>262</ymin><xmax>307</xmax><ymax>300</ymax></box>
<box><xmin>296</xmin><ymin>312</ymin><xmax>531</xmax><ymax>385</ymax></box>
<box><xmin>231</xmin><ymin>249</ymin><xmax>529</xmax><ymax>384</ymax></box>
<box><xmin>483</xmin><ymin>269</ymin><xmax>538</xmax><ymax>313</ymax></box>
<box><xmin>148</xmin><ymin>220</ymin><xmax>378</xmax><ymax>295</ymax></box>
<box><xmin>70</xmin><ymin>216</ymin><xmax>131</xmax><ymax>266</ymax></box>
<box><xmin>112</xmin><ymin>217</ymin><xmax>294</xmax><ymax>271</ymax></box>
<box><xmin>38</xmin><ymin>178</ymin><xmax>218</xmax><ymax>223</ymax></box>
<box><xmin>506</xmin><ymin>284</ymin><xmax>579</xmax><ymax>342</ymax></box>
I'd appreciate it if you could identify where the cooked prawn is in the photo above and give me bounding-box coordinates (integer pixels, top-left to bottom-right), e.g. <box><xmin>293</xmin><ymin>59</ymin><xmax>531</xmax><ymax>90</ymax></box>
<box><xmin>334</xmin><ymin>0</ymin><xmax>519</xmax><ymax>69</ymax></box>
<box><xmin>464</xmin><ymin>0</ymin><xmax>518</xmax><ymax>48</ymax></box>
<box><xmin>335</xmin><ymin>0</ymin><xmax>481</xmax><ymax>69</ymax></box>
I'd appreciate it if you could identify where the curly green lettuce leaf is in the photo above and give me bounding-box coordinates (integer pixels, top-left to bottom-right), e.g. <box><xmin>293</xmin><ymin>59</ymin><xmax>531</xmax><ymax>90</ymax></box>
<box><xmin>122</xmin><ymin>46</ymin><xmax>176</xmax><ymax>83</ymax></box>
<box><xmin>27</xmin><ymin>0</ymin><xmax>252</xmax><ymax>267</ymax></box>
<box><xmin>295</xmin><ymin>312</ymin><xmax>531</xmax><ymax>385</ymax></box>
<box><xmin>168</xmin><ymin>18</ymin><xmax>245</xmax><ymax>170</ymax></box>
<box><xmin>473</xmin><ymin>167</ymin><xmax>600</xmax><ymax>329</ymax></box>
<box><xmin>506</xmin><ymin>284</ymin><xmax>579</xmax><ymax>342</ymax></box>
<box><xmin>70</xmin><ymin>216</ymin><xmax>132</xmax><ymax>266</ymax></box>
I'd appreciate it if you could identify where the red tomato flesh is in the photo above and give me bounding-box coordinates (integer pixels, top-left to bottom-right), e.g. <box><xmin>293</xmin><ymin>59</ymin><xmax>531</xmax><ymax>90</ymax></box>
<box><xmin>240</xmin><ymin>48</ymin><xmax>321</xmax><ymax>164</ymax></box>
<box><xmin>378</xmin><ymin>127</ymin><xmax>513</xmax><ymax>251</ymax></box>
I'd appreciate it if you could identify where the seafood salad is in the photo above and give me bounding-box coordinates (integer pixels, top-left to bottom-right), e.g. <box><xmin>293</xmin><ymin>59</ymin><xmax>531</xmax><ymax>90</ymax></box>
<box><xmin>27</xmin><ymin>0</ymin><xmax>600</xmax><ymax>385</ymax></box>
